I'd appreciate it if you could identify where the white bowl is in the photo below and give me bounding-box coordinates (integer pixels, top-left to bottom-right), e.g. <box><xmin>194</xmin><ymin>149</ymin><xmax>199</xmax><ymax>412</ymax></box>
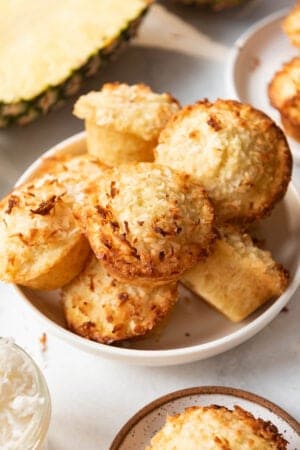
<box><xmin>226</xmin><ymin>8</ymin><xmax>300</xmax><ymax>164</ymax></box>
<box><xmin>11</xmin><ymin>132</ymin><xmax>300</xmax><ymax>366</ymax></box>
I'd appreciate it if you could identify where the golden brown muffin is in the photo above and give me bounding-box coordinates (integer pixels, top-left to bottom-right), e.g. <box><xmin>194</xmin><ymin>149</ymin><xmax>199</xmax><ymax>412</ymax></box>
<box><xmin>0</xmin><ymin>176</ymin><xmax>90</xmax><ymax>290</ymax></box>
<box><xmin>39</xmin><ymin>153</ymin><xmax>107</xmax><ymax>205</ymax></box>
<box><xmin>62</xmin><ymin>255</ymin><xmax>178</xmax><ymax>343</ymax></box>
<box><xmin>73</xmin><ymin>82</ymin><xmax>180</xmax><ymax>165</ymax></box>
<box><xmin>283</xmin><ymin>3</ymin><xmax>300</xmax><ymax>48</ymax></box>
<box><xmin>147</xmin><ymin>405</ymin><xmax>288</xmax><ymax>449</ymax></box>
<box><xmin>182</xmin><ymin>226</ymin><xmax>289</xmax><ymax>322</ymax></box>
<box><xmin>268</xmin><ymin>57</ymin><xmax>300</xmax><ymax>142</ymax></box>
<box><xmin>268</xmin><ymin>58</ymin><xmax>300</xmax><ymax>111</ymax></box>
<box><xmin>155</xmin><ymin>99</ymin><xmax>292</xmax><ymax>224</ymax></box>
<box><xmin>79</xmin><ymin>163</ymin><xmax>215</xmax><ymax>285</ymax></box>
<box><xmin>280</xmin><ymin>94</ymin><xmax>300</xmax><ymax>141</ymax></box>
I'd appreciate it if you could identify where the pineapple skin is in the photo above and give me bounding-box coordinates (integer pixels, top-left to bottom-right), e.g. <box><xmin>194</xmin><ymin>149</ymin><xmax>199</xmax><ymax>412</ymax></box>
<box><xmin>177</xmin><ymin>0</ymin><xmax>247</xmax><ymax>11</ymax></box>
<box><xmin>0</xmin><ymin>8</ymin><xmax>149</xmax><ymax>128</ymax></box>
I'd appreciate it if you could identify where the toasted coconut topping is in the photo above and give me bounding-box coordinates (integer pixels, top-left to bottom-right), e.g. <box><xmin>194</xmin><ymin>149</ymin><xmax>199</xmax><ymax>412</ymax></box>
<box><xmin>63</xmin><ymin>255</ymin><xmax>178</xmax><ymax>343</ymax></box>
<box><xmin>147</xmin><ymin>405</ymin><xmax>288</xmax><ymax>449</ymax></box>
<box><xmin>74</xmin><ymin>83</ymin><xmax>180</xmax><ymax>141</ymax></box>
<box><xmin>80</xmin><ymin>163</ymin><xmax>215</xmax><ymax>283</ymax></box>
<box><xmin>156</xmin><ymin>99</ymin><xmax>292</xmax><ymax>223</ymax></box>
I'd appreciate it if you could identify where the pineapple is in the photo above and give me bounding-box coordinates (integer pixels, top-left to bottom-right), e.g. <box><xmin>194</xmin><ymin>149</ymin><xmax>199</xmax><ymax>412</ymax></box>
<box><xmin>176</xmin><ymin>0</ymin><xmax>247</xmax><ymax>11</ymax></box>
<box><xmin>0</xmin><ymin>0</ymin><xmax>152</xmax><ymax>127</ymax></box>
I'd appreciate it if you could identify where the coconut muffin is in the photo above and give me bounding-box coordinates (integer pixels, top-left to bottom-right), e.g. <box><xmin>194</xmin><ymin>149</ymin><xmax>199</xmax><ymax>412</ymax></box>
<box><xmin>73</xmin><ymin>83</ymin><xmax>180</xmax><ymax>165</ymax></box>
<box><xmin>155</xmin><ymin>99</ymin><xmax>292</xmax><ymax>223</ymax></box>
<box><xmin>39</xmin><ymin>153</ymin><xmax>107</xmax><ymax>205</ymax></box>
<box><xmin>268</xmin><ymin>58</ymin><xmax>300</xmax><ymax>111</ymax></box>
<box><xmin>268</xmin><ymin>58</ymin><xmax>300</xmax><ymax>142</ymax></box>
<box><xmin>280</xmin><ymin>94</ymin><xmax>300</xmax><ymax>141</ymax></box>
<box><xmin>283</xmin><ymin>3</ymin><xmax>300</xmax><ymax>48</ymax></box>
<box><xmin>62</xmin><ymin>255</ymin><xmax>178</xmax><ymax>343</ymax></box>
<box><xmin>182</xmin><ymin>226</ymin><xmax>289</xmax><ymax>322</ymax></box>
<box><xmin>0</xmin><ymin>176</ymin><xmax>90</xmax><ymax>290</ymax></box>
<box><xmin>80</xmin><ymin>163</ymin><xmax>215</xmax><ymax>284</ymax></box>
<box><xmin>147</xmin><ymin>405</ymin><xmax>288</xmax><ymax>449</ymax></box>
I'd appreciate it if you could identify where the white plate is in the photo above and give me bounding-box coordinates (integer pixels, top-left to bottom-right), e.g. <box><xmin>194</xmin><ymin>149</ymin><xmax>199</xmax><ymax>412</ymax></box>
<box><xmin>110</xmin><ymin>386</ymin><xmax>300</xmax><ymax>449</ymax></box>
<box><xmin>12</xmin><ymin>133</ymin><xmax>300</xmax><ymax>366</ymax></box>
<box><xmin>227</xmin><ymin>9</ymin><xmax>300</xmax><ymax>164</ymax></box>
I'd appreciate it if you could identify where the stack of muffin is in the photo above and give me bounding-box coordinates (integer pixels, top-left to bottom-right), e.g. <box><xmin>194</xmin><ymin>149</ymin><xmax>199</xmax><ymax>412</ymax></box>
<box><xmin>0</xmin><ymin>82</ymin><xmax>292</xmax><ymax>344</ymax></box>
<box><xmin>269</xmin><ymin>2</ymin><xmax>300</xmax><ymax>142</ymax></box>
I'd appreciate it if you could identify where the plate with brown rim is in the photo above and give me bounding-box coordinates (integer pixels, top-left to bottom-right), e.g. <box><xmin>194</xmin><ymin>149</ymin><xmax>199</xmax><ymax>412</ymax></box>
<box><xmin>110</xmin><ymin>386</ymin><xmax>300</xmax><ymax>449</ymax></box>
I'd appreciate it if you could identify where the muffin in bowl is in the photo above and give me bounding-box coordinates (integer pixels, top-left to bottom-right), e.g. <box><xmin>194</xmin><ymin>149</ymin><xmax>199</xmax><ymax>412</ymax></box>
<box><xmin>0</xmin><ymin>176</ymin><xmax>90</xmax><ymax>290</ymax></box>
<box><xmin>63</xmin><ymin>255</ymin><xmax>178</xmax><ymax>344</ymax></box>
<box><xmin>182</xmin><ymin>225</ymin><xmax>289</xmax><ymax>322</ymax></box>
<box><xmin>78</xmin><ymin>163</ymin><xmax>215</xmax><ymax>285</ymax></box>
<box><xmin>155</xmin><ymin>99</ymin><xmax>292</xmax><ymax>224</ymax></box>
<box><xmin>73</xmin><ymin>83</ymin><xmax>180</xmax><ymax>165</ymax></box>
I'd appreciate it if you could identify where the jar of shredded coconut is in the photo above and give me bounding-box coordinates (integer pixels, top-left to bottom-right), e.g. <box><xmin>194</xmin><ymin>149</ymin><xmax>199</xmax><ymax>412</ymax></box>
<box><xmin>0</xmin><ymin>338</ymin><xmax>51</xmax><ymax>450</ymax></box>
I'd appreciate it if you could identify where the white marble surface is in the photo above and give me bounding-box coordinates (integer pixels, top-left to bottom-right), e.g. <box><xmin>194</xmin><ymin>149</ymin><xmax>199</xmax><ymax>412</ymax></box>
<box><xmin>0</xmin><ymin>1</ymin><xmax>299</xmax><ymax>449</ymax></box>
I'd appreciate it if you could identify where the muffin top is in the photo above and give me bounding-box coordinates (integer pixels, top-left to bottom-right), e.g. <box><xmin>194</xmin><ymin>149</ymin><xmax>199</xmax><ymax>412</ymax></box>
<box><xmin>147</xmin><ymin>405</ymin><xmax>287</xmax><ymax>450</ymax></box>
<box><xmin>283</xmin><ymin>4</ymin><xmax>300</xmax><ymax>48</ymax></box>
<box><xmin>80</xmin><ymin>163</ymin><xmax>215</xmax><ymax>283</ymax></box>
<box><xmin>63</xmin><ymin>255</ymin><xmax>178</xmax><ymax>343</ymax></box>
<box><xmin>268</xmin><ymin>57</ymin><xmax>300</xmax><ymax>110</ymax></box>
<box><xmin>281</xmin><ymin>94</ymin><xmax>300</xmax><ymax>126</ymax></box>
<box><xmin>0</xmin><ymin>176</ymin><xmax>81</xmax><ymax>283</ymax></box>
<box><xmin>42</xmin><ymin>153</ymin><xmax>107</xmax><ymax>205</ymax></box>
<box><xmin>73</xmin><ymin>82</ymin><xmax>180</xmax><ymax>141</ymax></box>
<box><xmin>155</xmin><ymin>99</ymin><xmax>292</xmax><ymax>223</ymax></box>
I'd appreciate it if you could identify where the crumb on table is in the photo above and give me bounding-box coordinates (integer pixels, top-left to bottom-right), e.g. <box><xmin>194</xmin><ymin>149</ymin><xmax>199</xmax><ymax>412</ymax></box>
<box><xmin>39</xmin><ymin>332</ymin><xmax>47</xmax><ymax>352</ymax></box>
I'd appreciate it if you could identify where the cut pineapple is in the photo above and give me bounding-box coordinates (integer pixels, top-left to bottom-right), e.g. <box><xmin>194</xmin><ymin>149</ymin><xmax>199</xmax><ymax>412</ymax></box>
<box><xmin>0</xmin><ymin>0</ymin><xmax>152</xmax><ymax>127</ymax></box>
<box><xmin>176</xmin><ymin>0</ymin><xmax>247</xmax><ymax>10</ymax></box>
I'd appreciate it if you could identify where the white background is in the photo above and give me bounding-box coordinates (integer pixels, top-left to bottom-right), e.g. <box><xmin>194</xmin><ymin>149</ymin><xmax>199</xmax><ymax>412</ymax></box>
<box><xmin>0</xmin><ymin>1</ymin><xmax>299</xmax><ymax>449</ymax></box>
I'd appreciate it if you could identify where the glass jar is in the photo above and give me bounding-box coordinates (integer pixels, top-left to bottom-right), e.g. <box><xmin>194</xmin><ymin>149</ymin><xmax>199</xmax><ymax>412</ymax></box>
<box><xmin>0</xmin><ymin>338</ymin><xmax>51</xmax><ymax>450</ymax></box>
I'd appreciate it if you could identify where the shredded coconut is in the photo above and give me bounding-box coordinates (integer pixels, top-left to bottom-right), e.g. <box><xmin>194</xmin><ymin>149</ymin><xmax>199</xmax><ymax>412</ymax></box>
<box><xmin>0</xmin><ymin>339</ymin><xmax>45</xmax><ymax>450</ymax></box>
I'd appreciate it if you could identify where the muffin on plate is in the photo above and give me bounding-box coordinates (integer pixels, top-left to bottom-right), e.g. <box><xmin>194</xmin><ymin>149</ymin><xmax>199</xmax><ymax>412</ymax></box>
<box><xmin>147</xmin><ymin>405</ymin><xmax>288</xmax><ymax>449</ymax></box>
<box><xmin>182</xmin><ymin>226</ymin><xmax>289</xmax><ymax>322</ymax></box>
<box><xmin>283</xmin><ymin>3</ymin><xmax>300</xmax><ymax>48</ymax></box>
<box><xmin>73</xmin><ymin>83</ymin><xmax>180</xmax><ymax>165</ymax></box>
<box><xmin>79</xmin><ymin>163</ymin><xmax>215</xmax><ymax>285</ymax></box>
<box><xmin>155</xmin><ymin>99</ymin><xmax>292</xmax><ymax>224</ymax></box>
<box><xmin>63</xmin><ymin>255</ymin><xmax>178</xmax><ymax>343</ymax></box>
<box><xmin>268</xmin><ymin>57</ymin><xmax>300</xmax><ymax>142</ymax></box>
<box><xmin>280</xmin><ymin>95</ymin><xmax>300</xmax><ymax>142</ymax></box>
<box><xmin>0</xmin><ymin>176</ymin><xmax>90</xmax><ymax>290</ymax></box>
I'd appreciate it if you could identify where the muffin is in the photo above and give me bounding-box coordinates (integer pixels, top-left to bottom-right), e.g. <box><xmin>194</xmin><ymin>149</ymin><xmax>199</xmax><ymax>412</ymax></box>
<box><xmin>73</xmin><ymin>82</ymin><xmax>180</xmax><ymax>165</ymax></box>
<box><xmin>79</xmin><ymin>163</ymin><xmax>215</xmax><ymax>285</ymax></box>
<box><xmin>280</xmin><ymin>95</ymin><xmax>300</xmax><ymax>142</ymax></box>
<box><xmin>63</xmin><ymin>255</ymin><xmax>178</xmax><ymax>343</ymax></box>
<box><xmin>37</xmin><ymin>153</ymin><xmax>107</xmax><ymax>205</ymax></box>
<box><xmin>283</xmin><ymin>3</ymin><xmax>300</xmax><ymax>48</ymax></box>
<box><xmin>147</xmin><ymin>405</ymin><xmax>288</xmax><ymax>449</ymax></box>
<box><xmin>268</xmin><ymin>57</ymin><xmax>300</xmax><ymax>142</ymax></box>
<box><xmin>155</xmin><ymin>99</ymin><xmax>292</xmax><ymax>224</ymax></box>
<box><xmin>182</xmin><ymin>226</ymin><xmax>289</xmax><ymax>322</ymax></box>
<box><xmin>0</xmin><ymin>176</ymin><xmax>90</xmax><ymax>290</ymax></box>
